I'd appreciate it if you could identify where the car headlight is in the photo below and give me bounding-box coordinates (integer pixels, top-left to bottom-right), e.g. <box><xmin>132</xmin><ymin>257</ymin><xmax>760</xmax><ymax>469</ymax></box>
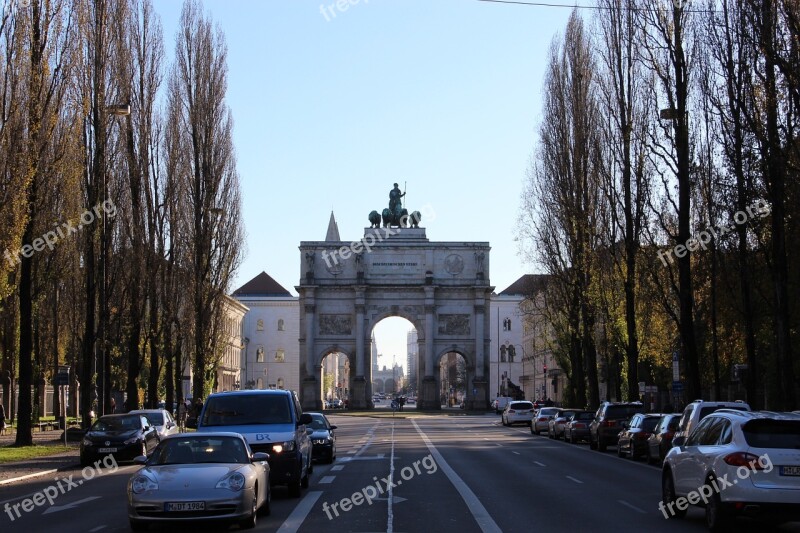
<box><xmin>124</xmin><ymin>436</ymin><xmax>140</xmax><ymax>445</ymax></box>
<box><xmin>272</xmin><ymin>441</ymin><xmax>296</xmax><ymax>454</ymax></box>
<box><xmin>216</xmin><ymin>472</ymin><xmax>245</xmax><ymax>491</ymax></box>
<box><xmin>131</xmin><ymin>474</ymin><xmax>158</xmax><ymax>494</ymax></box>
<box><xmin>82</xmin><ymin>438</ymin><xmax>93</xmax><ymax>447</ymax></box>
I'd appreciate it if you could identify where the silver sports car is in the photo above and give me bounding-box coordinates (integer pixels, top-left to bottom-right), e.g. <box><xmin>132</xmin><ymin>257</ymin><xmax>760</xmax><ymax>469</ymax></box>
<box><xmin>127</xmin><ymin>432</ymin><xmax>270</xmax><ymax>530</ymax></box>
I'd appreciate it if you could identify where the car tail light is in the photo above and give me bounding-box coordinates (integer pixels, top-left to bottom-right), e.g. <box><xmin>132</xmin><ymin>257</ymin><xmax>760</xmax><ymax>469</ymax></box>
<box><xmin>538</xmin><ymin>417</ymin><xmax>548</xmax><ymax>422</ymax></box>
<box><xmin>604</xmin><ymin>420</ymin><xmax>616</xmax><ymax>427</ymax></box>
<box><xmin>723</xmin><ymin>452</ymin><xmax>766</xmax><ymax>469</ymax></box>
<box><xmin>574</xmin><ymin>423</ymin><xmax>586</xmax><ymax>428</ymax></box>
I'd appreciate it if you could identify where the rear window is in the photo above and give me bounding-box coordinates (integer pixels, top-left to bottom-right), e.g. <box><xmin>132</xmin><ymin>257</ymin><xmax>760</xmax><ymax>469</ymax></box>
<box><xmin>742</xmin><ymin>420</ymin><xmax>800</xmax><ymax>449</ymax></box>
<box><xmin>642</xmin><ymin>417</ymin><xmax>660</xmax><ymax>432</ymax></box>
<box><xmin>140</xmin><ymin>413</ymin><xmax>164</xmax><ymax>426</ymax></box>
<box><xmin>575</xmin><ymin>412</ymin><xmax>594</xmax><ymax>420</ymax></box>
<box><xmin>201</xmin><ymin>394</ymin><xmax>292</xmax><ymax>426</ymax></box>
<box><xmin>539</xmin><ymin>408</ymin><xmax>560</xmax><ymax>416</ymax></box>
<box><xmin>605</xmin><ymin>405</ymin><xmax>643</xmax><ymax>419</ymax></box>
<box><xmin>510</xmin><ymin>402</ymin><xmax>533</xmax><ymax>410</ymax></box>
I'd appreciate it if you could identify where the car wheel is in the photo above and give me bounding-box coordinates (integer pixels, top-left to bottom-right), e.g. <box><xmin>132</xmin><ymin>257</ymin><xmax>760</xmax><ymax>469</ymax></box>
<box><xmin>647</xmin><ymin>451</ymin><xmax>656</xmax><ymax>465</ymax></box>
<box><xmin>617</xmin><ymin>443</ymin><xmax>625</xmax><ymax>457</ymax></box>
<box><xmin>258</xmin><ymin>484</ymin><xmax>271</xmax><ymax>517</ymax></box>
<box><xmin>589</xmin><ymin>435</ymin><xmax>597</xmax><ymax>450</ymax></box>
<box><xmin>705</xmin><ymin>477</ymin><xmax>733</xmax><ymax>532</ymax></box>
<box><xmin>307</xmin><ymin>456</ymin><xmax>314</xmax><ymax>475</ymax></box>
<box><xmin>239</xmin><ymin>490</ymin><xmax>257</xmax><ymax>529</ymax></box>
<box><xmin>570</xmin><ymin>433</ymin><xmax>577</xmax><ymax>444</ymax></box>
<box><xmin>530</xmin><ymin>424</ymin><xmax>535</xmax><ymax>435</ymax></box>
<box><xmin>301</xmin><ymin>462</ymin><xmax>310</xmax><ymax>489</ymax></box>
<box><xmin>661</xmin><ymin>471</ymin><xmax>686</xmax><ymax>519</ymax></box>
<box><xmin>80</xmin><ymin>454</ymin><xmax>91</xmax><ymax>468</ymax></box>
<box><xmin>598</xmin><ymin>437</ymin><xmax>607</xmax><ymax>452</ymax></box>
<box><xmin>288</xmin><ymin>470</ymin><xmax>302</xmax><ymax>498</ymax></box>
<box><xmin>129</xmin><ymin>519</ymin><xmax>148</xmax><ymax>531</ymax></box>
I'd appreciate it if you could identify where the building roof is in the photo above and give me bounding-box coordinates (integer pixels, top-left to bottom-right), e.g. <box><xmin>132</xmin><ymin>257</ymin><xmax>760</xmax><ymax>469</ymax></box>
<box><xmin>233</xmin><ymin>271</ymin><xmax>292</xmax><ymax>297</ymax></box>
<box><xmin>499</xmin><ymin>274</ymin><xmax>551</xmax><ymax>296</ymax></box>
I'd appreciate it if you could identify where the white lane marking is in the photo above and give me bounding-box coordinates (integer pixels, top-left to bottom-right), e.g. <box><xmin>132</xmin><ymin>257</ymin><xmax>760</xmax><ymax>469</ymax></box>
<box><xmin>330</xmin><ymin>465</ymin><xmax>345</xmax><ymax>471</ymax></box>
<box><xmin>0</xmin><ymin>469</ymin><xmax>59</xmax><ymax>486</ymax></box>
<box><xmin>276</xmin><ymin>490</ymin><xmax>323</xmax><ymax>533</ymax></box>
<box><xmin>387</xmin><ymin>422</ymin><xmax>395</xmax><ymax>533</ymax></box>
<box><xmin>566</xmin><ymin>476</ymin><xmax>583</xmax><ymax>484</ymax></box>
<box><xmin>319</xmin><ymin>476</ymin><xmax>336</xmax><ymax>484</ymax></box>
<box><xmin>512</xmin><ymin>451</ymin><xmax>520</xmax><ymax>455</ymax></box>
<box><xmin>347</xmin><ymin>449</ymin><xmax>358</xmax><ymax>454</ymax></box>
<box><xmin>42</xmin><ymin>496</ymin><xmax>102</xmax><ymax>515</ymax></box>
<box><xmin>534</xmin><ymin>461</ymin><xmax>546</xmax><ymax>466</ymax></box>
<box><xmin>411</xmin><ymin>420</ymin><xmax>502</xmax><ymax>533</ymax></box>
<box><xmin>89</xmin><ymin>526</ymin><xmax>106</xmax><ymax>532</ymax></box>
<box><xmin>618</xmin><ymin>500</ymin><xmax>647</xmax><ymax>514</ymax></box>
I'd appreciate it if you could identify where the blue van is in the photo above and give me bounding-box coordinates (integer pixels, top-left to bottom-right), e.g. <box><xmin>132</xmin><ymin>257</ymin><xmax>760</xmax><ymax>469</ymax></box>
<box><xmin>193</xmin><ymin>389</ymin><xmax>313</xmax><ymax>497</ymax></box>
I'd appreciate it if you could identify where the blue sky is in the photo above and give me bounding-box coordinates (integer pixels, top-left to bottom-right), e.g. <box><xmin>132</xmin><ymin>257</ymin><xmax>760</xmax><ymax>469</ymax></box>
<box><xmin>153</xmin><ymin>0</ymin><xmax>574</xmax><ymax>369</ymax></box>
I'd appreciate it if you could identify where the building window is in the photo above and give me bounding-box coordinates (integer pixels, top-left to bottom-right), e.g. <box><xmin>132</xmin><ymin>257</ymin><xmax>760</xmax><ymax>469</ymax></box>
<box><xmin>507</xmin><ymin>345</ymin><xmax>516</xmax><ymax>363</ymax></box>
<box><xmin>277</xmin><ymin>319</ymin><xmax>285</xmax><ymax>331</ymax></box>
<box><xmin>257</xmin><ymin>319</ymin><xmax>264</xmax><ymax>331</ymax></box>
<box><xmin>499</xmin><ymin>345</ymin><xmax>507</xmax><ymax>363</ymax></box>
<box><xmin>256</xmin><ymin>346</ymin><xmax>264</xmax><ymax>362</ymax></box>
<box><xmin>275</xmin><ymin>349</ymin><xmax>285</xmax><ymax>363</ymax></box>
<box><xmin>503</xmin><ymin>317</ymin><xmax>511</xmax><ymax>331</ymax></box>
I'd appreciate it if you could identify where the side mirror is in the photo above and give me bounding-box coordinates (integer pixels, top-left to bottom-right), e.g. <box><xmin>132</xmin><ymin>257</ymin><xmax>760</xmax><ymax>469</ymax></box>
<box><xmin>251</xmin><ymin>452</ymin><xmax>269</xmax><ymax>462</ymax></box>
<box><xmin>672</xmin><ymin>435</ymin><xmax>686</xmax><ymax>447</ymax></box>
<box><xmin>330</xmin><ymin>425</ymin><xmax>337</xmax><ymax>430</ymax></box>
<box><xmin>133</xmin><ymin>455</ymin><xmax>148</xmax><ymax>465</ymax></box>
<box><xmin>299</xmin><ymin>413</ymin><xmax>313</xmax><ymax>426</ymax></box>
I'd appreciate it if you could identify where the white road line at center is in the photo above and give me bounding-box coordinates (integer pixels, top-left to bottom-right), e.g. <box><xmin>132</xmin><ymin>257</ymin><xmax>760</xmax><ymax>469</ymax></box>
<box><xmin>387</xmin><ymin>422</ymin><xmax>395</xmax><ymax>533</ymax></box>
<box><xmin>411</xmin><ymin>420</ymin><xmax>502</xmax><ymax>533</ymax></box>
<box><xmin>89</xmin><ymin>526</ymin><xmax>106</xmax><ymax>532</ymax></box>
<box><xmin>330</xmin><ymin>465</ymin><xmax>345</xmax><ymax>471</ymax></box>
<box><xmin>534</xmin><ymin>461</ymin><xmax>546</xmax><ymax>467</ymax></box>
<box><xmin>276</xmin><ymin>490</ymin><xmax>322</xmax><ymax>533</ymax></box>
<box><xmin>512</xmin><ymin>451</ymin><xmax>520</xmax><ymax>455</ymax></box>
<box><xmin>566</xmin><ymin>476</ymin><xmax>583</xmax><ymax>484</ymax></box>
<box><xmin>618</xmin><ymin>500</ymin><xmax>647</xmax><ymax>514</ymax></box>
<box><xmin>319</xmin><ymin>476</ymin><xmax>336</xmax><ymax>484</ymax></box>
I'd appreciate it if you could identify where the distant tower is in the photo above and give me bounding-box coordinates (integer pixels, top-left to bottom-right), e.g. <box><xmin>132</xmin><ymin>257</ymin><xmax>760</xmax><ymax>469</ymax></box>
<box><xmin>325</xmin><ymin>211</ymin><xmax>340</xmax><ymax>242</ymax></box>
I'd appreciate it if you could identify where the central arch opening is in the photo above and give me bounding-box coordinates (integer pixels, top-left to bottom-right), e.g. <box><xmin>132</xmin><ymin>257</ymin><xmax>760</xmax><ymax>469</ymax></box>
<box><xmin>439</xmin><ymin>352</ymin><xmax>467</xmax><ymax>408</ymax></box>
<box><xmin>371</xmin><ymin>316</ymin><xmax>417</xmax><ymax>408</ymax></box>
<box><xmin>321</xmin><ymin>351</ymin><xmax>350</xmax><ymax>409</ymax></box>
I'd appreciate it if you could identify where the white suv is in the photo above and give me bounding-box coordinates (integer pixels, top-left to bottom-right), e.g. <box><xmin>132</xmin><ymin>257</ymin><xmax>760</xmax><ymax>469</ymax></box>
<box><xmin>661</xmin><ymin>410</ymin><xmax>800</xmax><ymax>531</ymax></box>
<box><xmin>672</xmin><ymin>399</ymin><xmax>751</xmax><ymax>445</ymax></box>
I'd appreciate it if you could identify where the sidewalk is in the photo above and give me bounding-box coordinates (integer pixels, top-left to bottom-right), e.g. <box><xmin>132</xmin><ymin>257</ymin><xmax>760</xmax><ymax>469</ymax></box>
<box><xmin>0</xmin><ymin>428</ymin><xmax>80</xmax><ymax>485</ymax></box>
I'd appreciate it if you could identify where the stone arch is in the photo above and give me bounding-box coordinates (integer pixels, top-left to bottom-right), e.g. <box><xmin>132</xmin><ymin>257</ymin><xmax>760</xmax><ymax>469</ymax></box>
<box><xmin>317</xmin><ymin>347</ymin><xmax>353</xmax><ymax>406</ymax></box>
<box><xmin>435</xmin><ymin>347</ymin><xmax>473</xmax><ymax>408</ymax></box>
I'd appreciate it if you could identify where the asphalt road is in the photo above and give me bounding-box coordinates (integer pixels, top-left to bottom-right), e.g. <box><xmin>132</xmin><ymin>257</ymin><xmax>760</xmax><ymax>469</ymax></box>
<box><xmin>1</xmin><ymin>412</ymin><xmax>798</xmax><ymax>532</ymax></box>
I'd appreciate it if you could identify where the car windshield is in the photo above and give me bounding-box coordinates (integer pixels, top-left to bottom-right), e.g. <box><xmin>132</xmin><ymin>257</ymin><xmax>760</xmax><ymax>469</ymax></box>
<box><xmin>138</xmin><ymin>413</ymin><xmax>164</xmax><ymax>426</ymax></box>
<box><xmin>201</xmin><ymin>394</ymin><xmax>292</xmax><ymax>426</ymax></box>
<box><xmin>605</xmin><ymin>406</ymin><xmax>642</xmax><ymax>419</ymax></box>
<box><xmin>151</xmin><ymin>436</ymin><xmax>250</xmax><ymax>465</ymax></box>
<box><xmin>510</xmin><ymin>402</ymin><xmax>533</xmax><ymax>410</ymax></box>
<box><xmin>698</xmin><ymin>405</ymin><xmax>748</xmax><ymax>419</ymax></box>
<box><xmin>574</xmin><ymin>412</ymin><xmax>594</xmax><ymax>420</ymax></box>
<box><xmin>742</xmin><ymin>420</ymin><xmax>800</xmax><ymax>449</ymax></box>
<box><xmin>92</xmin><ymin>416</ymin><xmax>139</xmax><ymax>431</ymax></box>
<box><xmin>539</xmin><ymin>408</ymin><xmax>559</xmax><ymax>416</ymax></box>
<box><xmin>309</xmin><ymin>416</ymin><xmax>328</xmax><ymax>430</ymax></box>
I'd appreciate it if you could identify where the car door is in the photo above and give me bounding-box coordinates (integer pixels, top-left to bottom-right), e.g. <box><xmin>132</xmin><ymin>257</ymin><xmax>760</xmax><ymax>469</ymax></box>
<box><xmin>674</xmin><ymin>417</ymin><xmax>719</xmax><ymax>494</ymax></box>
<box><xmin>622</xmin><ymin>415</ymin><xmax>639</xmax><ymax>452</ymax></box>
<box><xmin>293</xmin><ymin>394</ymin><xmax>311</xmax><ymax>469</ymax></box>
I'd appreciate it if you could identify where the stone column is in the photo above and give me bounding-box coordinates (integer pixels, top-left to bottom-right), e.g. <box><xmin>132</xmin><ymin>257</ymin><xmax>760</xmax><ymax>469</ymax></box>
<box><xmin>471</xmin><ymin>290</ymin><xmax>489</xmax><ymax>409</ymax></box>
<box><xmin>301</xmin><ymin>289</ymin><xmax>318</xmax><ymax>410</ymax></box>
<box><xmin>352</xmin><ymin>290</ymin><xmax>368</xmax><ymax>409</ymax></box>
<box><xmin>421</xmin><ymin>286</ymin><xmax>438</xmax><ymax>409</ymax></box>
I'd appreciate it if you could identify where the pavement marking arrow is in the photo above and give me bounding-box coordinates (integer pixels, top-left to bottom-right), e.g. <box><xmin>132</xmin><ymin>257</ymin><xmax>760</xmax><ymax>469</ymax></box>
<box><xmin>43</xmin><ymin>496</ymin><xmax>101</xmax><ymax>515</ymax></box>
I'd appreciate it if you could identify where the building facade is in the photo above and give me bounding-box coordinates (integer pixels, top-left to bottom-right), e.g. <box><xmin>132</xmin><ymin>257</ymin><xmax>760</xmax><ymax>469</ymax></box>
<box><xmin>233</xmin><ymin>272</ymin><xmax>300</xmax><ymax>392</ymax></box>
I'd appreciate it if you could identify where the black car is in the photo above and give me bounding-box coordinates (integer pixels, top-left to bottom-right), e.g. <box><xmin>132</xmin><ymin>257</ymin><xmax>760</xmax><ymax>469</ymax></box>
<box><xmin>616</xmin><ymin>413</ymin><xmax>662</xmax><ymax>460</ymax></box>
<box><xmin>307</xmin><ymin>412</ymin><xmax>337</xmax><ymax>464</ymax></box>
<box><xmin>589</xmin><ymin>402</ymin><xmax>644</xmax><ymax>452</ymax></box>
<box><xmin>80</xmin><ymin>413</ymin><xmax>160</xmax><ymax>466</ymax></box>
<box><xmin>646</xmin><ymin>412</ymin><xmax>681</xmax><ymax>465</ymax></box>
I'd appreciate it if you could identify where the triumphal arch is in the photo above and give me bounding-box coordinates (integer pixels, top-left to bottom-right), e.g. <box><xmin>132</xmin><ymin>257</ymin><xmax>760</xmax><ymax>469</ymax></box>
<box><xmin>297</xmin><ymin>185</ymin><xmax>492</xmax><ymax>410</ymax></box>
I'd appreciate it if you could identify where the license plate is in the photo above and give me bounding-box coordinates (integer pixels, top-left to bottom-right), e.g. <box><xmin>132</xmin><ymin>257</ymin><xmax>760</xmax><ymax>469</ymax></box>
<box><xmin>779</xmin><ymin>466</ymin><xmax>800</xmax><ymax>476</ymax></box>
<box><xmin>166</xmin><ymin>502</ymin><xmax>205</xmax><ymax>512</ymax></box>
<box><xmin>98</xmin><ymin>448</ymin><xmax>117</xmax><ymax>453</ymax></box>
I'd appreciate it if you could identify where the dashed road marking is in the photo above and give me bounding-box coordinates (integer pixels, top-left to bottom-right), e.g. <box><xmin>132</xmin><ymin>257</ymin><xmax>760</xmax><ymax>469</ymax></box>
<box><xmin>566</xmin><ymin>476</ymin><xmax>583</xmax><ymax>484</ymax></box>
<box><xmin>319</xmin><ymin>476</ymin><xmax>336</xmax><ymax>484</ymax></box>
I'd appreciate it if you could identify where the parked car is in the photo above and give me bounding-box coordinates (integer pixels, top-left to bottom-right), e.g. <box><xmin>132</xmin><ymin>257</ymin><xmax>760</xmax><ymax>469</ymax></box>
<box><xmin>564</xmin><ymin>410</ymin><xmax>594</xmax><ymax>444</ymax></box>
<box><xmin>672</xmin><ymin>399</ymin><xmax>751</xmax><ymax>445</ymax></box>
<box><xmin>502</xmin><ymin>401</ymin><xmax>535</xmax><ymax>427</ymax></box>
<box><xmin>548</xmin><ymin>408</ymin><xmax>581</xmax><ymax>440</ymax></box>
<box><xmin>617</xmin><ymin>413</ymin><xmax>663</xmax><ymax>460</ymax></box>
<box><xmin>647</xmin><ymin>413</ymin><xmax>681</xmax><ymax>465</ymax></box>
<box><xmin>190</xmin><ymin>389</ymin><xmax>313</xmax><ymax>498</ymax></box>
<box><xmin>531</xmin><ymin>407</ymin><xmax>561</xmax><ymax>435</ymax></box>
<box><xmin>307</xmin><ymin>412</ymin><xmax>337</xmax><ymax>464</ymax></box>
<box><xmin>589</xmin><ymin>402</ymin><xmax>644</xmax><ymax>451</ymax></box>
<box><xmin>331</xmin><ymin>398</ymin><xmax>344</xmax><ymax>409</ymax></box>
<box><xmin>127</xmin><ymin>432</ymin><xmax>270</xmax><ymax>530</ymax></box>
<box><xmin>493</xmin><ymin>396</ymin><xmax>513</xmax><ymax>414</ymax></box>
<box><xmin>81</xmin><ymin>413</ymin><xmax>160</xmax><ymax>467</ymax></box>
<box><xmin>662</xmin><ymin>410</ymin><xmax>800</xmax><ymax>531</ymax></box>
<box><xmin>129</xmin><ymin>409</ymin><xmax>179</xmax><ymax>440</ymax></box>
